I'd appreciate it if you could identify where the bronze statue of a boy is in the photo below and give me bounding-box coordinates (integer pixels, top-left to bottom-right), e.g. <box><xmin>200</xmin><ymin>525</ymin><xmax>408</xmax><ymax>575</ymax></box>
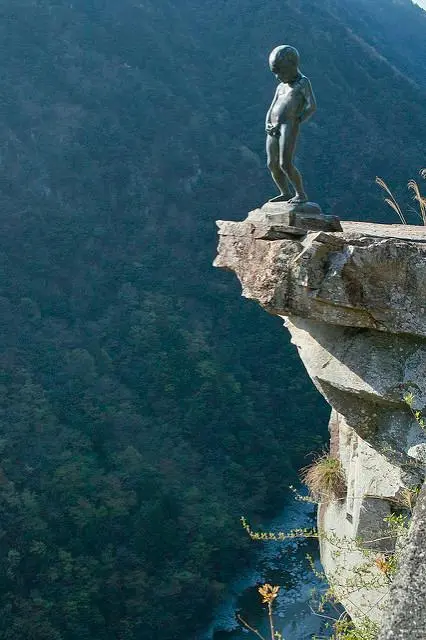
<box><xmin>266</xmin><ymin>45</ymin><xmax>316</xmax><ymax>203</ymax></box>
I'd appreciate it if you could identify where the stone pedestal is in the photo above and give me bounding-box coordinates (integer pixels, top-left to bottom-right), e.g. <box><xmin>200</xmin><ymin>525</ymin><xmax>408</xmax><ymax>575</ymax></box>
<box><xmin>247</xmin><ymin>200</ymin><xmax>342</xmax><ymax>233</ymax></box>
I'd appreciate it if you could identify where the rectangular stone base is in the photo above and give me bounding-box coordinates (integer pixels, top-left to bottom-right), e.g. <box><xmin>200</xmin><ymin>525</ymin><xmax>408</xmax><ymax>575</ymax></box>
<box><xmin>248</xmin><ymin>201</ymin><xmax>343</xmax><ymax>232</ymax></box>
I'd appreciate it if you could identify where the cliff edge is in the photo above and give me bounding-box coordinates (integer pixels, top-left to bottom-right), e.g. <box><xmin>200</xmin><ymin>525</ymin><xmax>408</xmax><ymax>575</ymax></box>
<box><xmin>215</xmin><ymin>206</ymin><xmax>426</xmax><ymax>634</ymax></box>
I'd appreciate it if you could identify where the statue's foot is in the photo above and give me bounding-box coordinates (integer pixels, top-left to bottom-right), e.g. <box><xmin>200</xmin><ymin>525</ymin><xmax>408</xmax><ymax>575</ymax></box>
<box><xmin>268</xmin><ymin>194</ymin><xmax>292</xmax><ymax>203</ymax></box>
<box><xmin>288</xmin><ymin>195</ymin><xmax>308</xmax><ymax>205</ymax></box>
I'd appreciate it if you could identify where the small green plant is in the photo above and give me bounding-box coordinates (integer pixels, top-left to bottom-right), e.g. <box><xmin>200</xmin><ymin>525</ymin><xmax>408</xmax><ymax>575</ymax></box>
<box><xmin>300</xmin><ymin>453</ymin><xmax>347</xmax><ymax>503</ymax></box>
<box><xmin>328</xmin><ymin>616</ymin><xmax>379</xmax><ymax>640</ymax></box>
<box><xmin>376</xmin><ymin>169</ymin><xmax>426</xmax><ymax>224</ymax></box>
<box><xmin>307</xmin><ymin>550</ymin><xmax>381</xmax><ymax>639</ymax></box>
<box><xmin>240</xmin><ymin>515</ymin><xmax>318</xmax><ymax>542</ymax></box>
<box><xmin>403</xmin><ymin>392</ymin><xmax>426</xmax><ymax>432</ymax></box>
<box><xmin>384</xmin><ymin>512</ymin><xmax>410</xmax><ymax>538</ymax></box>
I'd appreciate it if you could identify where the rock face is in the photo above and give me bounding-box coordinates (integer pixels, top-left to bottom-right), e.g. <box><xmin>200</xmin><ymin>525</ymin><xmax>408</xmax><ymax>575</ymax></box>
<box><xmin>215</xmin><ymin>208</ymin><xmax>426</xmax><ymax>628</ymax></box>
<box><xmin>379</xmin><ymin>483</ymin><xmax>426</xmax><ymax>640</ymax></box>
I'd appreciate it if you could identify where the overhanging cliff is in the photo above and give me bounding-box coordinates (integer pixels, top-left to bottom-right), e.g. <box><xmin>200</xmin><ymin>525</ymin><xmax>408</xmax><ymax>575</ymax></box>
<box><xmin>215</xmin><ymin>206</ymin><xmax>426</xmax><ymax>634</ymax></box>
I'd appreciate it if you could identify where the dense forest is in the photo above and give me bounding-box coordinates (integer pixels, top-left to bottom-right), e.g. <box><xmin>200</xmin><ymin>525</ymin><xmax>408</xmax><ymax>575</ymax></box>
<box><xmin>0</xmin><ymin>0</ymin><xmax>424</xmax><ymax>638</ymax></box>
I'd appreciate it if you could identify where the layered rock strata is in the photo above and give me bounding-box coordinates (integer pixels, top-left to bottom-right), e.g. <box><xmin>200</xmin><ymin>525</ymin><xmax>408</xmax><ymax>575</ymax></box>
<box><xmin>215</xmin><ymin>207</ymin><xmax>426</xmax><ymax>626</ymax></box>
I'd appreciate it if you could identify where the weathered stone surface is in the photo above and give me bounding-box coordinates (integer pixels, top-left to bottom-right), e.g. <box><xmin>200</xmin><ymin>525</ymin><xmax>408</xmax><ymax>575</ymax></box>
<box><xmin>317</xmin><ymin>411</ymin><xmax>412</xmax><ymax>621</ymax></box>
<box><xmin>215</xmin><ymin>216</ymin><xmax>426</xmax><ymax>628</ymax></box>
<box><xmin>285</xmin><ymin>316</ymin><xmax>426</xmax><ymax>463</ymax></box>
<box><xmin>285</xmin><ymin>315</ymin><xmax>425</xmax><ymax>620</ymax></box>
<box><xmin>247</xmin><ymin>201</ymin><xmax>343</xmax><ymax>232</ymax></box>
<box><xmin>379</xmin><ymin>482</ymin><xmax>426</xmax><ymax>640</ymax></box>
<box><xmin>318</xmin><ymin>497</ymin><xmax>390</xmax><ymax>623</ymax></box>
<box><xmin>215</xmin><ymin>219</ymin><xmax>426</xmax><ymax>337</ymax></box>
<box><xmin>216</xmin><ymin>219</ymin><xmax>307</xmax><ymax>241</ymax></box>
<box><xmin>250</xmin><ymin>200</ymin><xmax>324</xmax><ymax>218</ymax></box>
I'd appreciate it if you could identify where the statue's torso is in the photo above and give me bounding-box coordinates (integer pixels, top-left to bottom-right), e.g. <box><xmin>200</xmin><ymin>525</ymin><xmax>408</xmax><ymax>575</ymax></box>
<box><xmin>270</xmin><ymin>77</ymin><xmax>306</xmax><ymax>125</ymax></box>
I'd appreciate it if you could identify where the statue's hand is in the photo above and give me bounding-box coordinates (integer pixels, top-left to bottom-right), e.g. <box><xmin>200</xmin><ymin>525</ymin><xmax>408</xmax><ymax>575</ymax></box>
<box><xmin>266</xmin><ymin>123</ymin><xmax>280</xmax><ymax>137</ymax></box>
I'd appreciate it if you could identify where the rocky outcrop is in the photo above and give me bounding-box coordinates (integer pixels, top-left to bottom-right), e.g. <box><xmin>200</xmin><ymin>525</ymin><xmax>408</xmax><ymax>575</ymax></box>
<box><xmin>215</xmin><ymin>205</ymin><xmax>426</xmax><ymax>628</ymax></box>
<box><xmin>379</xmin><ymin>482</ymin><xmax>426</xmax><ymax>639</ymax></box>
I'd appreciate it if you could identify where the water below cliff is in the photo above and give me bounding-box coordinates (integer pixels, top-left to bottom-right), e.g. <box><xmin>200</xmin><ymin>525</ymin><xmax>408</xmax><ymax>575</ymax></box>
<box><xmin>198</xmin><ymin>498</ymin><xmax>328</xmax><ymax>640</ymax></box>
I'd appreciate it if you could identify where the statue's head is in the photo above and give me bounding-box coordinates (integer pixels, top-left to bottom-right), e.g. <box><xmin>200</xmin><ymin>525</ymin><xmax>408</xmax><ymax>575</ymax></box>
<box><xmin>269</xmin><ymin>45</ymin><xmax>300</xmax><ymax>82</ymax></box>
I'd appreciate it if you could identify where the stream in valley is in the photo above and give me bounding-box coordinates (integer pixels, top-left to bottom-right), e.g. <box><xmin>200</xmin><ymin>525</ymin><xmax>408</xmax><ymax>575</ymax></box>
<box><xmin>198</xmin><ymin>497</ymin><xmax>329</xmax><ymax>640</ymax></box>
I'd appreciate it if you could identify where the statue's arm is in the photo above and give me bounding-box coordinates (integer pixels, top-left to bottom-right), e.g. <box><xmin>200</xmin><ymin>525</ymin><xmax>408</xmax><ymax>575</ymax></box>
<box><xmin>265</xmin><ymin>87</ymin><xmax>279</xmax><ymax>131</ymax></box>
<box><xmin>298</xmin><ymin>79</ymin><xmax>317</xmax><ymax>124</ymax></box>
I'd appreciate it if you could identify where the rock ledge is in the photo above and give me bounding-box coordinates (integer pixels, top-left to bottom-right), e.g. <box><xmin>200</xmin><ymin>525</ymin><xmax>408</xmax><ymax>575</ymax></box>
<box><xmin>215</xmin><ymin>215</ymin><xmax>426</xmax><ymax>627</ymax></box>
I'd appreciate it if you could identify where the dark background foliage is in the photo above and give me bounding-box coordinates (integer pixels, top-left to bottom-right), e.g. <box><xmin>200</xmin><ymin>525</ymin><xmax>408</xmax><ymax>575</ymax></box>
<box><xmin>0</xmin><ymin>0</ymin><xmax>424</xmax><ymax>638</ymax></box>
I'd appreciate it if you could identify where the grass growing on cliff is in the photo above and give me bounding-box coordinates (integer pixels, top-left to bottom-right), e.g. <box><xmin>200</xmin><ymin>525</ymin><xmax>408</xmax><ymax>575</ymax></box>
<box><xmin>376</xmin><ymin>169</ymin><xmax>426</xmax><ymax>224</ymax></box>
<box><xmin>326</xmin><ymin>616</ymin><xmax>380</xmax><ymax>640</ymax></box>
<box><xmin>300</xmin><ymin>453</ymin><xmax>347</xmax><ymax>503</ymax></box>
<box><xmin>404</xmin><ymin>392</ymin><xmax>426</xmax><ymax>432</ymax></box>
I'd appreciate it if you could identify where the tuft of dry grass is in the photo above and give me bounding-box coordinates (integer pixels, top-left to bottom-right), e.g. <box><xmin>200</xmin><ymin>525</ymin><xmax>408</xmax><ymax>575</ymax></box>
<box><xmin>375</xmin><ymin>176</ymin><xmax>407</xmax><ymax>224</ymax></box>
<box><xmin>408</xmin><ymin>177</ymin><xmax>426</xmax><ymax>224</ymax></box>
<box><xmin>300</xmin><ymin>453</ymin><xmax>346</xmax><ymax>503</ymax></box>
<box><xmin>392</xmin><ymin>486</ymin><xmax>419</xmax><ymax>513</ymax></box>
<box><xmin>376</xmin><ymin>169</ymin><xmax>426</xmax><ymax>225</ymax></box>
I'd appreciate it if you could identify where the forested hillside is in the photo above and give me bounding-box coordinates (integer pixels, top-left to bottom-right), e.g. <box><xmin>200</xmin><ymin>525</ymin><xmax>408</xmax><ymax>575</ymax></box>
<box><xmin>334</xmin><ymin>0</ymin><xmax>426</xmax><ymax>87</ymax></box>
<box><xmin>0</xmin><ymin>1</ymin><xmax>424</xmax><ymax>639</ymax></box>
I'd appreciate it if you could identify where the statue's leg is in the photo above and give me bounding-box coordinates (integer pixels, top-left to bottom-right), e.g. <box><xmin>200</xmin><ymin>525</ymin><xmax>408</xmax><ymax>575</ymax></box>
<box><xmin>266</xmin><ymin>134</ymin><xmax>292</xmax><ymax>202</ymax></box>
<box><xmin>279</xmin><ymin>123</ymin><xmax>308</xmax><ymax>203</ymax></box>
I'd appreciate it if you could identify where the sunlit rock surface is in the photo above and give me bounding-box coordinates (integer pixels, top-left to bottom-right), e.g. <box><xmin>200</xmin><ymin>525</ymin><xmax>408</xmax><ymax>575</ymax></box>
<box><xmin>215</xmin><ymin>209</ymin><xmax>426</xmax><ymax>629</ymax></box>
<box><xmin>379</xmin><ymin>484</ymin><xmax>426</xmax><ymax>640</ymax></box>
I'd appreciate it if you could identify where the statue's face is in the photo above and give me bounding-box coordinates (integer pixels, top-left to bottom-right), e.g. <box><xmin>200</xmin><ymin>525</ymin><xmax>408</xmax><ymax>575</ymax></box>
<box><xmin>270</xmin><ymin>57</ymin><xmax>297</xmax><ymax>82</ymax></box>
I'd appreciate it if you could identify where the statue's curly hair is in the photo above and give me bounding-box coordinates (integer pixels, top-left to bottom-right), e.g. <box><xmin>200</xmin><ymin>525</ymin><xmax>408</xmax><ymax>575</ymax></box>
<box><xmin>269</xmin><ymin>45</ymin><xmax>300</xmax><ymax>69</ymax></box>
